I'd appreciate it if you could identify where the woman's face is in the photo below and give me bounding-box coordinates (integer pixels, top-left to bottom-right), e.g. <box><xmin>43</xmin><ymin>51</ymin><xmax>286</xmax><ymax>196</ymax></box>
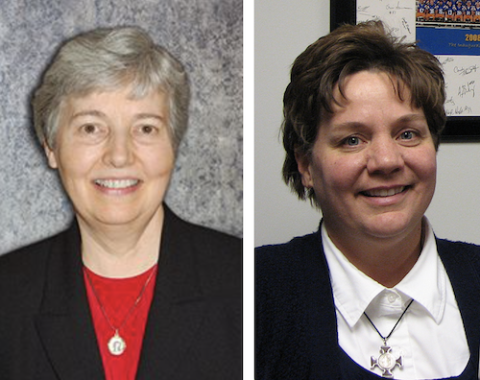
<box><xmin>45</xmin><ymin>86</ymin><xmax>175</xmax><ymax>229</ymax></box>
<box><xmin>297</xmin><ymin>71</ymin><xmax>437</xmax><ymax>243</ymax></box>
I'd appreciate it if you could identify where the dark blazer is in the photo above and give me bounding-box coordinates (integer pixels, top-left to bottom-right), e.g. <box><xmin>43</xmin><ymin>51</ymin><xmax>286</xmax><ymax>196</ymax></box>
<box><xmin>256</xmin><ymin>230</ymin><xmax>480</xmax><ymax>379</ymax></box>
<box><xmin>0</xmin><ymin>205</ymin><xmax>242</xmax><ymax>380</ymax></box>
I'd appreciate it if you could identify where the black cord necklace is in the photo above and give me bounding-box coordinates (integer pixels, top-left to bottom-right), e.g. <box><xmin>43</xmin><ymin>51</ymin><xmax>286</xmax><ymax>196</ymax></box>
<box><xmin>364</xmin><ymin>298</ymin><xmax>414</xmax><ymax>378</ymax></box>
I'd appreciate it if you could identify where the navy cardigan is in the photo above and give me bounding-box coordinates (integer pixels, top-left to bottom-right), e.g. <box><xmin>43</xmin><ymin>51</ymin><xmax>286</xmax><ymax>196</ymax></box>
<box><xmin>256</xmin><ymin>229</ymin><xmax>480</xmax><ymax>379</ymax></box>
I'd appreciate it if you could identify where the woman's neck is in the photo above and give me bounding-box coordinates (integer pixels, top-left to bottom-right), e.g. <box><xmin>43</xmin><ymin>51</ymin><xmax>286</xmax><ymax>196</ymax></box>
<box><xmin>78</xmin><ymin>209</ymin><xmax>164</xmax><ymax>278</ymax></box>
<box><xmin>326</xmin><ymin>219</ymin><xmax>425</xmax><ymax>288</ymax></box>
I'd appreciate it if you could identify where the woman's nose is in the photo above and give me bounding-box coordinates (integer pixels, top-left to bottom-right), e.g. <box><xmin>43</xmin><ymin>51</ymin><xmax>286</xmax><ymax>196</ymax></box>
<box><xmin>366</xmin><ymin>137</ymin><xmax>404</xmax><ymax>175</ymax></box>
<box><xmin>103</xmin><ymin>133</ymin><xmax>134</xmax><ymax>168</ymax></box>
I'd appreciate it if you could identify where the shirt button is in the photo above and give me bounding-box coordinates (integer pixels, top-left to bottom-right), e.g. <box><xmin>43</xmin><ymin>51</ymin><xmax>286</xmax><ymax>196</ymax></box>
<box><xmin>387</xmin><ymin>292</ymin><xmax>397</xmax><ymax>303</ymax></box>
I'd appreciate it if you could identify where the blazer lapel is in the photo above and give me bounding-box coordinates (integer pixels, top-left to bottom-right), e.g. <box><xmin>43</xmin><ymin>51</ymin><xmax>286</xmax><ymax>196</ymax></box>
<box><xmin>136</xmin><ymin>207</ymin><xmax>207</xmax><ymax>380</ymax></box>
<box><xmin>34</xmin><ymin>223</ymin><xmax>104</xmax><ymax>380</ymax></box>
<box><xmin>34</xmin><ymin>207</ymin><xmax>208</xmax><ymax>379</ymax></box>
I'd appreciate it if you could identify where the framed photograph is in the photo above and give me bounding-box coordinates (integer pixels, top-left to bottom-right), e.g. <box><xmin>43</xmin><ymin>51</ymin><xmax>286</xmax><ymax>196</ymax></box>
<box><xmin>330</xmin><ymin>0</ymin><xmax>480</xmax><ymax>142</ymax></box>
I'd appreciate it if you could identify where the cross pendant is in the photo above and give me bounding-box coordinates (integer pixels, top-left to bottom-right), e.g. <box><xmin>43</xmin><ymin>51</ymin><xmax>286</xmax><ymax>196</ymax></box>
<box><xmin>370</xmin><ymin>345</ymin><xmax>402</xmax><ymax>378</ymax></box>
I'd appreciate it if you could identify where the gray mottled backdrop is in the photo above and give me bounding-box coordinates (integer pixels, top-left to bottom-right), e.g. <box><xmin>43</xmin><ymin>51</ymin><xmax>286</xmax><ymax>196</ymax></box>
<box><xmin>0</xmin><ymin>0</ymin><xmax>243</xmax><ymax>255</ymax></box>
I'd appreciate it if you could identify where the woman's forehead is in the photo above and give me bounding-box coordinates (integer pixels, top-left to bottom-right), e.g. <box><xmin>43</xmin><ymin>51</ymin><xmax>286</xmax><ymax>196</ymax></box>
<box><xmin>332</xmin><ymin>71</ymin><xmax>412</xmax><ymax>111</ymax></box>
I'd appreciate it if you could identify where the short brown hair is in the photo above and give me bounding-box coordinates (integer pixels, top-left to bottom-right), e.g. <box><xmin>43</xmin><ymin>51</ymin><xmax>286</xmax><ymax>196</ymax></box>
<box><xmin>282</xmin><ymin>21</ymin><xmax>445</xmax><ymax>203</ymax></box>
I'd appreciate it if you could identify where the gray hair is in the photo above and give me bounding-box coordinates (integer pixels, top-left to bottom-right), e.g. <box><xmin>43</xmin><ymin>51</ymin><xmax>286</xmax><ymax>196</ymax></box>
<box><xmin>32</xmin><ymin>26</ymin><xmax>190</xmax><ymax>150</ymax></box>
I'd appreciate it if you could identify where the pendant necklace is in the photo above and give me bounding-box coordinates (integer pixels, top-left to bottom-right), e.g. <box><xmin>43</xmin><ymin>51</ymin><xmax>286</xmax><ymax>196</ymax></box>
<box><xmin>364</xmin><ymin>298</ymin><xmax>414</xmax><ymax>378</ymax></box>
<box><xmin>84</xmin><ymin>265</ymin><xmax>157</xmax><ymax>356</ymax></box>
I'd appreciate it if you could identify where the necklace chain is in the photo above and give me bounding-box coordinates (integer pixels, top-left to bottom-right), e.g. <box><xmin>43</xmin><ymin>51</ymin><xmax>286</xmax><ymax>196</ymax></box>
<box><xmin>364</xmin><ymin>298</ymin><xmax>414</xmax><ymax>345</ymax></box>
<box><xmin>84</xmin><ymin>265</ymin><xmax>157</xmax><ymax>334</ymax></box>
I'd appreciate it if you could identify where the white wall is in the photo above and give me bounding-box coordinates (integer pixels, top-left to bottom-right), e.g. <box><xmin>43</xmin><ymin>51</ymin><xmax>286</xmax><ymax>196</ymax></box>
<box><xmin>255</xmin><ymin>0</ymin><xmax>480</xmax><ymax>247</ymax></box>
<box><xmin>426</xmin><ymin>143</ymin><xmax>480</xmax><ymax>244</ymax></box>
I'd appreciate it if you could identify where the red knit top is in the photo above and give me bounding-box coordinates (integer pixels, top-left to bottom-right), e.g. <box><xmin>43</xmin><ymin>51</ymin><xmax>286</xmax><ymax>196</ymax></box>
<box><xmin>84</xmin><ymin>265</ymin><xmax>157</xmax><ymax>380</ymax></box>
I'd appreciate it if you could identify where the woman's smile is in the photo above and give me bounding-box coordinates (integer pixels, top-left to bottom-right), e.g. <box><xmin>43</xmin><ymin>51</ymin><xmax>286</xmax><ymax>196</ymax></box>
<box><xmin>93</xmin><ymin>178</ymin><xmax>142</xmax><ymax>195</ymax></box>
<box><xmin>360</xmin><ymin>185</ymin><xmax>408</xmax><ymax>198</ymax></box>
<box><xmin>357</xmin><ymin>184</ymin><xmax>413</xmax><ymax>210</ymax></box>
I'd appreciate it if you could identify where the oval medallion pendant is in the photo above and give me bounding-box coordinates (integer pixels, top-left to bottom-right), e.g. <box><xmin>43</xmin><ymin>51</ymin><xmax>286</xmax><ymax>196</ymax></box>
<box><xmin>108</xmin><ymin>331</ymin><xmax>126</xmax><ymax>356</ymax></box>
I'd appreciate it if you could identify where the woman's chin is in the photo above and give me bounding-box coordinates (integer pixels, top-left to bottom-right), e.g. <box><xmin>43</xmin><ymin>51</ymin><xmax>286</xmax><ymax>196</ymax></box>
<box><xmin>77</xmin><ymin>208</ymin><xmax>148</xmax><ymax>229</ymax></box>
<box><xmin>360</xmin><ymin>213</ymin><xmax>422</xmax><ymax>240</ymax></box>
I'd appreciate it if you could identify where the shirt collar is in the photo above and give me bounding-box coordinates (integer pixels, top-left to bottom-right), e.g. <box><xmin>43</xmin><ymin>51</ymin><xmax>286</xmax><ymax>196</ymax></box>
<box><xmin>322</xmin><ymin>218</ymin><xmax>446</xmax><ymax>328</ymax></box>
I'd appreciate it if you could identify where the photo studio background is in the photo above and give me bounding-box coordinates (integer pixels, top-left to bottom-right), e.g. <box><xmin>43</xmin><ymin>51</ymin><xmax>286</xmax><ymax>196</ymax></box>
<box><xmin>0</xmin><ymin>0</ymin><xmax>243</xmax><ymax>255</ymax></box>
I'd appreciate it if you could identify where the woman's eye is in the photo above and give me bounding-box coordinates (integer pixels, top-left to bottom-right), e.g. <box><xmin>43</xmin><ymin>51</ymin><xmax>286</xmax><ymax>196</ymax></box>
<box><xmin>140</xmin><ymin>125</ymin><xmax>156</xmax><ymax>134</ymax></box>
<box><xmin>82</xmin><ymin>124</ymin><xmax>97</xmax><ymax>134</ymax></box>
<box><xmin>400</xmin><ymin>131</ymin><xmax>415</xmax><ymax>140</ymax></box>
<box><xmin>344</xmin><ymin>136</ymin><xmax>360</xmax><ymax>146</ymax></box>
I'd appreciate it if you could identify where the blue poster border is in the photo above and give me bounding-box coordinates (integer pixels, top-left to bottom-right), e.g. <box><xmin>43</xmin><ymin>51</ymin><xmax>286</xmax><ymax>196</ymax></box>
<box><xmin>417</xmin><ymin>27</ymin><xmax>480</xmax><ymax>56</ymax></box>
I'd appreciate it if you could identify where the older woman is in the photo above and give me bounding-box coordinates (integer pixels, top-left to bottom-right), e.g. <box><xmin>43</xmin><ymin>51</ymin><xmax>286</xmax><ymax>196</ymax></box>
<box><xmin>256</xmin><ymin>21</ymin><xmax>480</xmax><ymax>379</ymax></box>
<box><xmin>0</xmin><ymin>27</ymin><xmax>242</xmax><ymax>380</ymax></box>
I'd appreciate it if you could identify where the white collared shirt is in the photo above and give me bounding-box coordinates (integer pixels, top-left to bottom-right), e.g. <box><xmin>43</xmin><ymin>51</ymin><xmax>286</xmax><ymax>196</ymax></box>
<box><xmin>322</xmin><ymin>219</ymin><xmax>470</xmax><ymax>379</ymax></box>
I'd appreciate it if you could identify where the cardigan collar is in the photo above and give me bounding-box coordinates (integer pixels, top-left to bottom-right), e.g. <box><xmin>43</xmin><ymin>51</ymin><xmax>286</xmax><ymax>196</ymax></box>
<box><xmin>304</xmin><ymin>226</ymin><xmax>480</xmax><ymax>379</ymax></box>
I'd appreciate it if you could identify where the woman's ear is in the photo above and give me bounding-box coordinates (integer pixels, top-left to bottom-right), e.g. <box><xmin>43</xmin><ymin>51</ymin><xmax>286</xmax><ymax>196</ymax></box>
<box><xmin>295</xmin><ymin>150</ymin><xmax>314</xmax><ymax>188</ymax></box>
<box><xmin>43</xmin><ymin>142</ymin><xmax>58</xmax><ymax>169</ymax></box>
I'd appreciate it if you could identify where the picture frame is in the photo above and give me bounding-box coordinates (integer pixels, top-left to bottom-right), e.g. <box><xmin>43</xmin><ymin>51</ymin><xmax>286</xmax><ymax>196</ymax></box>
<box><xmin>330</xmin><ymin>0</ymin><xmax>480</xmax><ymax>142</ymax></box>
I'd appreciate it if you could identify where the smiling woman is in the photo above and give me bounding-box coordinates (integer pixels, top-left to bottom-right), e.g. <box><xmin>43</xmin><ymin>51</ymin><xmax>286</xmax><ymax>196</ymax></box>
<box><xmin>256</xmin><ymin>21</ymin><xmax>480</xmax><ymax>380</ymax></box>
<box><xmin>0</xmin><ymin>27</ymin><xmax>242</xmax><ymax>380</ymax></box>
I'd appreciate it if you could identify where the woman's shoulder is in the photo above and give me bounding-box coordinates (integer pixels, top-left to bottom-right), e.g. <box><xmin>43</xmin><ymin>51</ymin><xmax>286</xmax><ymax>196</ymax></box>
<box><xmin>255</xmin><ymin>231</ymin><xmax>324</xmax><ymax>288</ymax></box>
<box><xmin>0</xmin><ymin>230</ymin><xmax>63</xmax><ymax>274</ymax></box>
<box><xmin>177</xmin><ymin>216</ymin><xmax>242</xmax><ymax>273</ymax></box>
<box><xmin>256</xmin><ymin>231</ymin><xmax>321</xmax><ymax>262</ymax></box>
<box><xmin>181</xmin><ymin>218</ymin><xmax>241</xmax><ymax>248</ymax></box>
<box><xmin>0</xmin><ymin>229</ymin><xmax>68</xmax><ymax>312</ymax></box>
<box><xmin>436</xmin><ymin>237</ymin><xmax>480</xmax><ymax>261</ymax></box>
<box><xmin>165</xmin><ymin>206</ymin><xmax>242</xmax><ymax>292</ymax></box>
<box><xmin>165</xmin><ymin>205</ymin><xmax>241</xmax><ymax>252</ymax></box>
<box><xmin>437</xmin><ymin>237</ymin><xmax>480</xmax><ymax>251</ymax></box>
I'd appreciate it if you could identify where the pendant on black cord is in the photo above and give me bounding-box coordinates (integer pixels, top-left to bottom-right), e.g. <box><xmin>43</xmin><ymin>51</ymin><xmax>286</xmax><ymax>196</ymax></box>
<box><xmin>370</xmin><ymin>345</ymin><xmax>402</xmax><ymax>378</ymax></box>
<box><xmin>108</xmin><ymin>330</ymin><xmax>126</xmax><ymax>356</ymax></box>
